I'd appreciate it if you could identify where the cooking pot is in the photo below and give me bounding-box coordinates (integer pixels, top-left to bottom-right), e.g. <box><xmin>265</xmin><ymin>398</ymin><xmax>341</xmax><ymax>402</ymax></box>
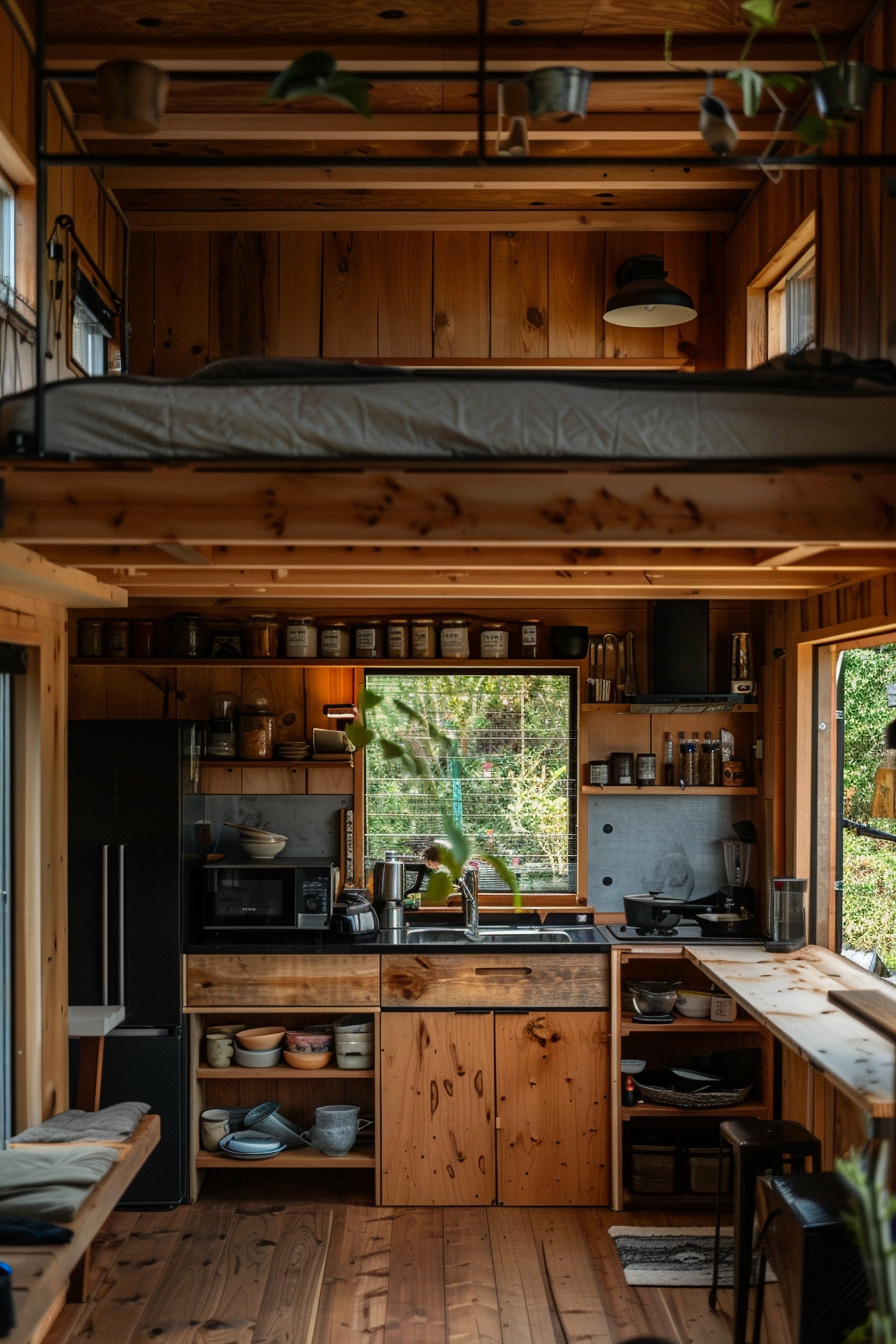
<box><xmin>622</xmin><ymin>892</ymin><xmax>703</xmax><ymax>931</ymax></box>
<box><xmin>329</xmin><ymin>889</ymin><xmax>379</xmax><ymax>941</ymax></box>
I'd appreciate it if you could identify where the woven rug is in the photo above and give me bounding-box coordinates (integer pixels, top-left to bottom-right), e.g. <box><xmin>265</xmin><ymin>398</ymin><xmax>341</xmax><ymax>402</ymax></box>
<box><xmin>608</xmin><ymin>1226</ymin><xmax>777</xmax><ymax>1287</ymax></box>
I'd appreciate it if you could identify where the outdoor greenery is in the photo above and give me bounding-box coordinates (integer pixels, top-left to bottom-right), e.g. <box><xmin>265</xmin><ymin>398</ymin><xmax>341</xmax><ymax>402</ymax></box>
<box><xmin>360</xmin><ymin>672</ymin><xmax>575</xmax><ymax>897</ymax></box>
<box><xmin>842</xmin><ymin>644</ymin><xmax>896</xmax><ymax>967</ymax></box>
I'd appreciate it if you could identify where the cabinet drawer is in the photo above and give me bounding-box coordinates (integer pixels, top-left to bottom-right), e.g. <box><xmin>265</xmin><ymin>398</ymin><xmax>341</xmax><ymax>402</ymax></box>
<box><xmin>185</xmin><ymin>954</ymin><xmax>379</xmax><ymax>1007</ymax></box>
<box><xmin>380</xmin><ymin>953</ymin><xmax>609</xmax><ymax>1009</ymax></box>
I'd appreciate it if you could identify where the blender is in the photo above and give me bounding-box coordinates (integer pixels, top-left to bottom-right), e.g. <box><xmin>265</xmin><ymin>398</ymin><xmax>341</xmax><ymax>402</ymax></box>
<box><xmin>719</xmin><ymin>835</ymin><xmax>756</xmax><ymax>915</ymax></box>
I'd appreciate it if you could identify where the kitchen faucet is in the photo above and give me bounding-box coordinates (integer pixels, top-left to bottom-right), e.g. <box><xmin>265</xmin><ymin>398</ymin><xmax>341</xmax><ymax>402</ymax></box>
<box><xmin>460</xmin><ymin>868</ymin><xmax>479</xmax><ymax>940</ymax></box>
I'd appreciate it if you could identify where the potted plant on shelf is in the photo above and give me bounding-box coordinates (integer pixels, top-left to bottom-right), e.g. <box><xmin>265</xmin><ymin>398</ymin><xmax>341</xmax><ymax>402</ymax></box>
<box><xmin>264</xmin><ymin>51</ymin><xmax>371</xmax><ymax>118</ymax></box>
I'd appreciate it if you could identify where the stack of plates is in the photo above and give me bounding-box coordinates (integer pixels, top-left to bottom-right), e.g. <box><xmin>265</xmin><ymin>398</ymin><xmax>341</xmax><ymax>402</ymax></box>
<box><xmin>276</xmin><ymin>741</ymin><xmax>311</xmax><ymax>761</ymax></box>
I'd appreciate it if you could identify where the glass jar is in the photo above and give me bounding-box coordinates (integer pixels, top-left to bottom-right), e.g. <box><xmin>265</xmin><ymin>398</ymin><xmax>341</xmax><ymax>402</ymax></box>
<box><xmin>208</xmin><ymin>690</ymin><xmax>238</xmax><ymax>721</ymax></box>
<box><xmin>237</xmin><ymin>700</ymin><xmax>276</xmax><ymax>760</ymax></box>
<box><xmin>244</xmin><ymin>613</ymin><xmax>279</xmax><ymax>659</ymax></box>
<box><xmin>681</xmin><ymin>738</ymin><xmax>700</xmax><ymax>787</ymax></box>
<box><xmin>285</xmin><ymin>616</ymin><xmax>317</xmax><ymax>658</ymax></box>
<box><xmin>610</xmin><ymin>751</ymin><xmax>634</xmax><ymax>786</ymax></box>
<box><xmin>170</xmin><ymin>613</ymin><xmax>203</xmax><ymax>659</ymax></box>
<box><xmin>480</xmin><ymin>622</ymin><xmax>509</xmax><ymax>659</ymax></box>
<box><xmin>130</xmin><ymin>620</ymin><xmax>155</xmax><ymax>658</ymax></box>
<box><xmin>206</xmin><ymin>719</ymin><xmax>236</xmax><ymax>759</ymax></box>
<box><xmin>521</xmin><ymin>619</ymin><xmax>542</xmax><ymax>659</ymax></box>
<box><xmin>106</xmin><ymin>620</ymin><xmax>130</xmax><ymax>658</ymax></box>
<box><xmin>588</xmin><ymin>760</ymin><xmax>609</xmax><ymax>786</ymax></box>
<box><xmin>386</xmin><ymin>619</ymin><xmax>409</xmax><ymax>658</ymax></box>
<box><xmin>440</xmin><ymin>618</ymin><xmax>470</xmax><ymax>659</ymax></box>
<box><xmin>636</xmin><ymin>752</ymin><xmax>656</xmax><ymax>787</ymax></box>
<box><xmin>701</xmin><ymin>735</ymin><xmax>722</xmax><ymax>787</ymax></box>
<box><xmin>411</xmin><ymin>618</ymin><xmax>437</xmax><ymax>659</ymax></box>
<box><xmin>354</xmin><ymin>620</ymin><xmax>384</xmax><ymax>659</ymax></box>
<box><xmin>320</xmin><ymin>621</ymin><xmax>351</xmax><ymax>658</ymax></box>
<box><xmin>78</xmin><ymin>619</ymin><xmax>104</xmax><ymax>658</ymax></box>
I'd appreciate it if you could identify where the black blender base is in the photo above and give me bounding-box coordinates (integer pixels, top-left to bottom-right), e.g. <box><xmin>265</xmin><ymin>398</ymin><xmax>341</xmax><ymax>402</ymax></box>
<box><xmin>764</xmin><ymin>936</ymin><xmax>807</xmax><ymax>952</ymax></box>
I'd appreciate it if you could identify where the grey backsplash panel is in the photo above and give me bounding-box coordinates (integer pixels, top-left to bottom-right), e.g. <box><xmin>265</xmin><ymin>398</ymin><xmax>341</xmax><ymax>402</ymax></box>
<box><xmin>184</xmin><ymin>793</ymin><xmax>351</xmax><ymax>862</ymax></box>
<box><xmin>587</xmin><ymin>794</ymin><xmax>755</xmax><ymax>911</ymax></box>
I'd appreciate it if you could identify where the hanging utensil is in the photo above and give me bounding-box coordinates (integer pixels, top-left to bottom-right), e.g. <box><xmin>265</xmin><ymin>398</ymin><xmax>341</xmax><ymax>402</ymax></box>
<box><xmin>592</xmin><ymin>637</ymin><xmax>612</xmax><ymax>703</ymax></box>
<box><xmin>603</xmin><ymin>634</ymin><xmax>619</xmax><ymax>703</ymax></box>
<box><xmin>587</xmin><ymin>636</ymin><xmax>597</xmax><ymax>703</ymax></box>
<box><xmin>624</xmin><ymin>631</ymin><xmax>637</xmax><ymax>698</ymax></box>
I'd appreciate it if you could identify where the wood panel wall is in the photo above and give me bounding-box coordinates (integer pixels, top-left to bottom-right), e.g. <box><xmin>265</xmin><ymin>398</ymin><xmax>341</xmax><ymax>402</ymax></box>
<box><xmin>0</xmin><ymin>11</ymin><xmax>128</xmax><ymax>395</ymax></box>
<box><xmin>725</xmin><ymin>4</ymin><xmax>895</xmax><ymax>366</ymax></box>
<box><xmin>129</xmin><ymin>229</ymin><xmax>725</xmax><ymax>373</ymax></box>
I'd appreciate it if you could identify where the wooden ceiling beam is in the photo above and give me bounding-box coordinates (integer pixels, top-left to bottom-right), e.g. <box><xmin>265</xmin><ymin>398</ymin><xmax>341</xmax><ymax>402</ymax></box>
<box><xmin>76</xmin><ymin>112</ymin><xmax>794</xmax><ymax>143</ymax></box>
<box><xmin>104</xmin><ymin>163</ymin><xmax>759</xmax><ymax>192</ymax></box>
<box><xmin>3</xmin><ymin>465</ymin><xmax>894</xmax><ymax>548</ymax></box>
<box><xmin>126</xmin><ymin>209</ymin><xmax>736</xmax><ymax>231</ymax></box>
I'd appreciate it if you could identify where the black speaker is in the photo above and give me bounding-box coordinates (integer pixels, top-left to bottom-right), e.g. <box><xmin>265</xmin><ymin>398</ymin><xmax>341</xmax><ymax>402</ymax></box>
<box><xmin>652</xmin><ymin>601</ymin><xmax>709</xmax><ymax>694</ymax></box>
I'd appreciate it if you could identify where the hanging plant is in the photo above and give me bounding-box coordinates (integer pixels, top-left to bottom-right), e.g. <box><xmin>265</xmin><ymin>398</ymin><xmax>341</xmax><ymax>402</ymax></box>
<box><xmin>264</xmin><ymin>50</ymin><xmax>371</xmax><ymax>118</ymax></box>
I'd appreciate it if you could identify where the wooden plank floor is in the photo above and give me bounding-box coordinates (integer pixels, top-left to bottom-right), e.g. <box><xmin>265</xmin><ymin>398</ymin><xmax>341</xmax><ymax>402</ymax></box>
<box><xmin>44</xmin><ymin>1173</ymin><xmax>790</xmax><ymax>1344</ymax></box>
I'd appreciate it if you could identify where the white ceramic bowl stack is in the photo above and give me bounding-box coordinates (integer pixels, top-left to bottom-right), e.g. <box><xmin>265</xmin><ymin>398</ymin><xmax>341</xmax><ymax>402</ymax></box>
<box><xmin>334</xmin><ymin>1015</ymin><xmax>374</xmax><ymax>1069</ymax></box>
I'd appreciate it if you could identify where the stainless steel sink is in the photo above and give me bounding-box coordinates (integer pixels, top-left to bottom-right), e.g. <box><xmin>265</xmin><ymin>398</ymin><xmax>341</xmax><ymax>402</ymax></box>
<box><xmin>402</xmin><ymin>925</ymin><xmax>593</xmax><ymax>945</ymax></box>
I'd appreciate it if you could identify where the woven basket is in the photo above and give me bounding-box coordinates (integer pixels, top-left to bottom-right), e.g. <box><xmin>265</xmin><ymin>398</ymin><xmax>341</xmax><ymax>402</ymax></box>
<box><xmin>636</xmin><ymin>1080</ymin><xmax>752</xmax><ymax>1110</ymax></box>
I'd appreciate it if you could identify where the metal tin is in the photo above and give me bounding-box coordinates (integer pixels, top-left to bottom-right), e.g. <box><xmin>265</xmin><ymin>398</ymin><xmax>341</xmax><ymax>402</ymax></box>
<box><xmin>411</xmin><ymin>618</ymin><xmax>437</xmax><ymax>659</ymax></box>
<box><xmin>440</xmin><ymin>618</ymin><xmax>470</xmax><ymax>659</ymax></box>
<box><xmin>130</xmin><ymin>620</ymin><xmax>155</xmax><ymax>658</ymax></box>
<box><xmin>320</xmin><ymin>621</ymin><xmax>351</xmax><ymax>658</ymax></box>
<box><xmin>636</xmin><ymin>752</ymin><xmax>656</xmax><ymax>786</ymax></box>
<box><xmin>722</xmin><ymin>759</ymin><xmax>746</xmax><ymax>787</ymax></box>
<box><xmin>170</xmin><ymin>612</ymin><xmax>204</xmax><ymax>658</ymax></box>
<box><xmin>106</xmin><ymin>620</ymin><xmax>130</xmax><ymax>658</ymax></box>
<box><xmin>245</xmin><ymin>613</ymin><xmax>279</xmax><ymax>658</ymax></box>
<box><xmin>610</xmin><ymin>751</ymin><xmax>634</xmax><ymax>786</ymax></box>
<box><xmin>285</xmin><ymin>617</ymin><xmax>317</xmax><ymax>658</ymax></box>
<box><xmin>521</xmin><ymin>619</ymin><xmax>542</xmax><ymax>658</ymax></box>
<box><xmin>480</xmin><ymin>622</ymin><xmax>509</xmax><ymax>659</ymax></box>
<box><xmin>386</xmin><ymin>619</ymin><xmax>409</xmax><ymax>658</ymax></box>
<box><xmin>354</xmin><ymin>620</ymin><xmax>384</xmax><ymax>658</ymax></box>
<box><xmin>588</xmin><ymin>760</ymin><xmax>610</xmax><ymax>786</ymax></box>
<box><xmin>78</xmin><ymin>619</ymin><xmax>104</xmax><ymax>658</ymax></box>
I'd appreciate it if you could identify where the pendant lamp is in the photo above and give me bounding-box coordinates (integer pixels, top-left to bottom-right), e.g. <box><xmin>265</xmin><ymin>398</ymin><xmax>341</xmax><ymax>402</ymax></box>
<box><xmin>603</xmin><ymin>254</ymin><xmax>697</xmax><ymax>329</ymax></box>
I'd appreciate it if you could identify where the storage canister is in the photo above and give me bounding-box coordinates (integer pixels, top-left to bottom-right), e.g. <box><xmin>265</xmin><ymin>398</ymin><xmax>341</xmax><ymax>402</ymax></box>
<box><xmin>610</xmin><ymin>752</ymin><xmax>634</xmax><ymax>786</ymax></box>
<box><xmin>386</xmin><ymin>618</ymin><xmax>409</xmax><ymax>658</ymax></box>
<box><xmin>130</xmin><ymin>620</ymin><xmax>155</xmax><ymax>658</ymax></box>
<box><xmin>588</xmin><ymin>760</ymin><xmax>610</xmax><ymax>786</ymax></box>
<box><xmin>206</xmin><ymin>720</ymin><xmax>236</xmax><ymax>759</ymax></box>
<box><xmin>170</xmin><ymin>612</ymin><xmax>204</xmax><ymax>658</ymax></box>
<box><xmin>237</xmin><ymin>700</ymin><xmax>276</xmax><ymax>760</ymax></box>
<box><xmin>636</xmin><ymin>752</ymin><xmax>656</xmax><ymax>787</ymax></box>
<box><xmin>480</xmin><ymin>622</ymin><xmax>509</xmax><ymax>659</ymax></box>
<box><xmin>354</xmin><ymin>620</ymin><xmax>384</xmax><ymax>658</ymax></box>
<box><xmin>244</xmin><ymin>613</ymin><xmax>279</xmax><ymax>659</ymax></box>
<box><xmin>106</xmin><ymin>620</ymin><xmax>130</xmax><ymax>658</ymax></box>
<box><xmin>78</xmin><ymin>619</ymin><xmax>104</xmax><ymax>658</ymax></box>
<box><xmin>285</xmin><ymin>616</ymin><xmax>317</xmax><ymax>658</ymax></box>
<box><xmin>521</xmin><ymin>619</ymin><xmax>542</xmax><ymax>658</ymax></box>
<box><xmin>410</xmin><ymin>618</ymin><xmax>436</xmax><ymax>659</ymax></box>
<box><xmin>319</xmin><ymin>621</ymin><xmax>351</xmax><ymax>658</ymax></box>
<box><xmin>440</xmin><ymin>618</ymin><xmax>470</xmax><ymax>659</ymax></box>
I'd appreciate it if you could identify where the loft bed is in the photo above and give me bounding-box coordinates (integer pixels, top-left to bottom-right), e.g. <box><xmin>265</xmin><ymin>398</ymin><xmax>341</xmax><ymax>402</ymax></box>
<box><xmin>0</xmin><ymin>352</ymin><xmax>894</xmax><ymax>555</ymax></box>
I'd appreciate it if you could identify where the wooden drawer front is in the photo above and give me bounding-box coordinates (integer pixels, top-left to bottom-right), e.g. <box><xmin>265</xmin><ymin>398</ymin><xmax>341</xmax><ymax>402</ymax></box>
<box><xmin>380</xmin><ymin>953</ymin><xmax>609</xmax><ymax>1009</ymax></box>
<box><xmin>185</xmin><ymin>954</ymin><xmax>379</xmax><ymax>1007</ymax></box>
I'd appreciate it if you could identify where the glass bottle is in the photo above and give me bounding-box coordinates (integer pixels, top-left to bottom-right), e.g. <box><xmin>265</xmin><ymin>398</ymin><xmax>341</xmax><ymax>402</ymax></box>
<box><xmin>244</xmin><ymin>613</ymin><xmax>280</xmax><ymax>659</ymax></box>
<box><xmin>237</xmin><ymin>699</ymin><xmax>276</xmax><ymax>760</ymax></box>
<box><xmin>677</xmin><ymin>731</ymin><xmax>686</xmax><ymax>784</ymax></box>
<box><xmin>663</xmin><ymin>734</ymin><xmax>675</xmax><ymax>786</ymax></box>
<box><xmin>170</xmin><ymin>612</ymin><xmax>204</xmax><ymax>658</ymax></box>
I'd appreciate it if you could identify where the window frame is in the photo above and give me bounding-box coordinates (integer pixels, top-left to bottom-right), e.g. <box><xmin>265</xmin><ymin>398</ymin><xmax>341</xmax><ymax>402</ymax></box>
<box><xmin>362</xmin><ymin>667</ymin><xmax>579</xmax><ymax>900</ymax></box>
<box><xmin>745</xmin><ymin>211</ymin><xmax>816</xmax><ymax>369</ymax></box>
<box><xmin>0</xmin><ymin>169</ymin><xmax>15</xmax><ymax>312</ymax></box>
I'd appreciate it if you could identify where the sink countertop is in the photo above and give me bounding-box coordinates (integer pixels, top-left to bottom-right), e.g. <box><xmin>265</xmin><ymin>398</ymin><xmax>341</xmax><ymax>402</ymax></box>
<box><xmin>186</xmin><ymin>926</ymin><xmax>611</xmax><ymax>956</ymax></box>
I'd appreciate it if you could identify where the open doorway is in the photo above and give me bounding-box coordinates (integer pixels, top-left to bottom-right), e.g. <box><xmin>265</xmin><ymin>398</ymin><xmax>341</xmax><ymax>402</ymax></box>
<box><xmin>838</xmin><ymin>642</ymin><xmax>896</xmax><ymax>974</ymax></box>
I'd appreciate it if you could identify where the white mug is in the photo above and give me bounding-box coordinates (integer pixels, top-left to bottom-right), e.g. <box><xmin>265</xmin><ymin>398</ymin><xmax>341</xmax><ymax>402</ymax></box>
<box><xmin>200</xmin><ymin>1108</ymin><xmax>231</xmax><ymax>1151</ymax></box>
<box><xmin>206</xmin><ymin>1034</ymin><xmax>234</xmax><ymax>1068</ymax></box>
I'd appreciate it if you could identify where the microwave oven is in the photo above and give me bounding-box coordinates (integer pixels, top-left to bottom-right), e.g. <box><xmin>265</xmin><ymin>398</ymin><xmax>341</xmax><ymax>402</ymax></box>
<box><xmin>201</xmin><ymin>861</ymin><xmax>337</xmax><ymax>932</ymax></box>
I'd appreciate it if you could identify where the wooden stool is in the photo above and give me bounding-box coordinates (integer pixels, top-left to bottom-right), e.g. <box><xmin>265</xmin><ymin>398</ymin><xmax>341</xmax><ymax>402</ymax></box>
<box><xmin>708</xmin><ymin>1119</ymin><xmax>821</xmax><ymax>1344</ymax></box>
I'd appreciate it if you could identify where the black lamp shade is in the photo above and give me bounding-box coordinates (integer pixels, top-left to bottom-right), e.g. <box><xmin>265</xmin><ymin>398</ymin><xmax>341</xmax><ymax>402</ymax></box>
<box><xmin>603</xmin><ymin>254</ymin><xmax>697</xmax><ymax>328</ymax></box>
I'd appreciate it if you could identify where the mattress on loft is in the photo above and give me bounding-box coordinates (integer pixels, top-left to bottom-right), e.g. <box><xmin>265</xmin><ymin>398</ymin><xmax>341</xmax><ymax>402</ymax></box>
<box><xmin>2</xmin><ymin>352</ymin><xmax>895</xmax><ymax>463</ymax></box>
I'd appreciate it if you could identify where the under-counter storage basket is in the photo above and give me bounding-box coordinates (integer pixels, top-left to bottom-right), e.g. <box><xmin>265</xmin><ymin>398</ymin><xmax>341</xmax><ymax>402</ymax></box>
<box><xmin>687</xmin><ymin>1146</ymin><xmax>731</xmax><ymax>1194</ymax></box>
<box><xmin>630</xmin><ymin>1144</ymin><xmax>677</xmax><ymax>1195</ymax></box>
<box><xmin>635</xmin><ymin>1081</ymin><xmax>752</xmax><ymax>1109</ymax></box>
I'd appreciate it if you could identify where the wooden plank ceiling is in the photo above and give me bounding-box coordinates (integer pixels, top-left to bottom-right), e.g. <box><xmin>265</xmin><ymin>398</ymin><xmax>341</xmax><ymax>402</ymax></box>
<box><xmin>47</xmin><ymin>0</ymin><xmax>879</xmax><ymax>221</ymax></box>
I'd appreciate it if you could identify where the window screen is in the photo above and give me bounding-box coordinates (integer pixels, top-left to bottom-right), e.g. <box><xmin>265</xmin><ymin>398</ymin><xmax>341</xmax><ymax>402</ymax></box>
<box><xmin>0</xmin><ymin>175</ymin><xmax>14</xmax><ymax>310</ymax></box>
<box><xmin>784</xmin><ymin>251</ymin><xmax>816</xmax><ymax>355</ymax></box>
<box><xmin>364</xmin><ymin>671</ymin><xmax>577</xmax><ymax>894</ymax></box>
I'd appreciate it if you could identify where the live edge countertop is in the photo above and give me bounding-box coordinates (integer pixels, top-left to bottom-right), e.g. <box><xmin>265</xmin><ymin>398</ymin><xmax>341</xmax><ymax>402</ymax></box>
<box><xmin>186</xmin><ymin>927</ymin><xmax>611</xmax><ymax>956</ymax></box>
<box><xmin>686</xmin><ymin>943</ymin><xmax>896</xmax><ymax>1121</ymax></box>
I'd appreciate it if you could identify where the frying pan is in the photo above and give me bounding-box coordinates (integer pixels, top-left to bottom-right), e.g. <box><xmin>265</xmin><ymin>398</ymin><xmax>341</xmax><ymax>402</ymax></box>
<box><xmin>693</xmin><ymin>908</ymin><xmax>757</xmax><ymax>938</ymax></box>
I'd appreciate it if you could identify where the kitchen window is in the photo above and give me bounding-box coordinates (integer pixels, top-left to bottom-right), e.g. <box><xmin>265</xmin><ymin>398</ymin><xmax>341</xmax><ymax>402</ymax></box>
<box><xmin>364</xmin><ymin>670</ymin><xmax>577</xmax><ymax>896</ymax></box>
<box><xmin>71</xmin><ymin>263</ymin><xmax>115</xmax><ymax>377</ymax></box>
<box><xmin>0</xmin><ymin>173</ymin><xmax>14</xmax><ymax>310</ymax></box>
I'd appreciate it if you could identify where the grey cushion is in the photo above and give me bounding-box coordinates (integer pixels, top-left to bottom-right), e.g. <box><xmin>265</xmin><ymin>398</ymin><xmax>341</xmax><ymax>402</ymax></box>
<box><xmin>10</xmin><ymin>1102</ymin><xmax>149</xmax><ymax>1144</ymax></box>
<box><xmin>0</xmin><ymin>1147</ymin><xmax>118</xmax><ymax>1221</ymax></box>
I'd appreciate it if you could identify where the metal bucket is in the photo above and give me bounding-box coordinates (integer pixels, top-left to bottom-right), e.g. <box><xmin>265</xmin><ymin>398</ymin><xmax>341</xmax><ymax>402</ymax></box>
<box><xmin>524</xmin><ymin>67</ymin><xmax>591</xmax><ymax>118</ymax></box>
<box><xmin>813</xmin><ymin>62</ymin><xmax>877</xmax><ymax>119</ymax></box>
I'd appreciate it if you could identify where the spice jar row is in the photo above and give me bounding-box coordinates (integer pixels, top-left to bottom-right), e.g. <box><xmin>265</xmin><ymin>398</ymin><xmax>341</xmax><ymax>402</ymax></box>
<box><xmin>587</xmin><ymin>731</ymin><xmax>748</xmax><ymax>788</ymax></box>
<box><xmin>78</xmin><ymin>615</ymin><xmax>558</xmax><ymax>660</ymax></box>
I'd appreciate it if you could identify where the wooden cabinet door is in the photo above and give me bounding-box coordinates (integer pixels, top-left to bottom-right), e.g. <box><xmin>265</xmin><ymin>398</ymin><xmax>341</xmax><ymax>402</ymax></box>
<box><xmin>380</xmin><ymin>1011</ymin><xmax>496</xmax><ymax>1207</ymax></box>
<box><xmin>495</xmin><ymin>1011</ymin><xmax>610</xmax><ymax>1207</ymax></box>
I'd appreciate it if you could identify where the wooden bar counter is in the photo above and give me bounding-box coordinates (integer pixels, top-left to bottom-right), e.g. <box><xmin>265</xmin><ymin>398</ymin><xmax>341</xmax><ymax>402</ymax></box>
<box><xmin>685</xmin><ymin>944</ymin><xmax>895</xmax><ymax>1124</ymax></box>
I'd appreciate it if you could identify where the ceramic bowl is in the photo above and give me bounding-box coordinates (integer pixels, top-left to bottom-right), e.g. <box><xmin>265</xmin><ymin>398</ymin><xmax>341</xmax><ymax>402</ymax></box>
<box><xmin>224</xmin><ymin>1129</ymin><xmax>283</xmax><ymax>1155</ymax></box>
<box><xmin>620</xmin><ymin>1059</ymin><xmax>647</xmax><ymax>1075</ymax></box>
<box><xmin>233</xmin><ymin>1043</ymin><xmax>282</xmax><ymax>1068</ymax></box>
<box><xmin>288</xmin><ymin>1034</ymin><xmax>333</xmax><ymax>1053</ymax></box>
<box><xmin>335</xmin><ymin>1015</ymin><xmax>374</xmax><ymax>1034</ymax></box>
<box><xmin>676</xmin><ymin>990</ymin><xmax>713</xmax><ymax>1019</ymax></box>
<box><xmin>283</xmin><ymin>1049</ymin><xmax>333</xmax><ymax>1070</ymax></box>
<box><xmin>236</xmin><ymin>1026</ymin><xmax>285</xmax><ymax>1051</ymax></box>
<box><xmin>241</xmin><ymin>838</ymin><xmax>287</xmax><ymax>860</ymax></box>
<box><xmin>631</xmin><ymin>986</ymin><xmax>679</xmax><ymax>1016</ymax></box>
<box><xmin>244</xmin><ymin>1101</ymin><xmax>307</xmax><ymax>1148</ymax></box>
<box><xmin>335</xmin><ymin>1033</ymin><xmax>373</xmax><ymax>1049</ymax></box>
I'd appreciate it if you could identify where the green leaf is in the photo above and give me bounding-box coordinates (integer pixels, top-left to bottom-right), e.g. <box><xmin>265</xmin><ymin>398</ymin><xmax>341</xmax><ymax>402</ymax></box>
<box><xmin>324</xmin><ymin>71</ymin><xmax>372</xmax><ymax>119</ymax></box>
<box><xmin>794</xmin><ymin>113</ymin><xmax>830</xmax><ymax>145</ymax></box>
<box><xmin>433</xmin><ymin>845</ymin><xmax>463</xmax><ymax>881</ymax></box>
<box><xmin>424</xmin><ymin>869</ymin><xmax>454</xmax><ymax>904</ymax></box>
<box><xmin>764</xmin><ymin>73</ymin><xmax>804</xmax><ymax>92</ymax></box>
<box><xmin>741</xmin><ymin>0</ymin><xmax>778</xmax><ymax>28</ymax></box>
<box><xmin>442</xmin><ymin>816</ymin><xmax>472</xmax><ymax>869</ymax></box>
<box><xmin>358</xmin><ymin>687</ymin><xmax>383</xmax><ymax>713</ymax></box>
<box><xmin>264</xmin><ymin>49</ymin><xmax>371</xmax><ymax>117</ymax></box>
<box><xmin>379</xmin><ymin>739</ymin><xmax>407</xmax><ymax>761</ymax></box>
<box><xmin>344</xmin><ymin>722</ymin><xmax>374</xmax><ymax>750</ymax></box>
<box><xmin>480</xmin><ymin>854</ymin><xmax>522</xmax><ymax>907</ymax></box>
<box><xmin>728</xmin><ymin>67</ymin><xmax>765</xmax><ymax>117</ymax></box>
<box><xmin>663</xmin><ymin>28</ymin><xmax>674</xmax><ymax>63</ymax></box>
<box><xmin>810</xmin><ymin>26</ymin><xmax>829</xmax><ymax>67</ymax></box>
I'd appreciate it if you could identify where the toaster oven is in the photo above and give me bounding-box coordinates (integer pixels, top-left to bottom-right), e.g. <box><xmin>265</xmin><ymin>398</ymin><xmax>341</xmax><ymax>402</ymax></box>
<box><xmin>201</xmin><ymin>861</ymin><xmax>337</xmax><ymax>931</ymax></box>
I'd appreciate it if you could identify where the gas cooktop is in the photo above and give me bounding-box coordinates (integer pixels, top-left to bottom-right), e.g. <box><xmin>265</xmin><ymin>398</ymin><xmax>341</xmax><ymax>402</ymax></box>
<box><xmin>605</xmin><ymin>919</ymin><xmax>765</xmax><ymax>946</ymax></box>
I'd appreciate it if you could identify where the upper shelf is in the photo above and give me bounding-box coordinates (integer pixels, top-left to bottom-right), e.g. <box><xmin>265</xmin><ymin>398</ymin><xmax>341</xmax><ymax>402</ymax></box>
<box><xmin>582</xmin><ymin>702</ymin><xmax>757</xmax><ymax>714</ymax></box>
<box><xmin>70</xmin><ymin>656</ymin><xmax>586</xmax><ymax>669</ymax></box>
<box><xmin>582</xmin><ymin>785</ymin><xmax>758</xmax><ymax>796</ymax></box>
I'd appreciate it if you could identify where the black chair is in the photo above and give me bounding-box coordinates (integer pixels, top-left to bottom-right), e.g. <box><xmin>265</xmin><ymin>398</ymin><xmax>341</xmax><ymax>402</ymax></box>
<box><xmin>708</xmin><ymin>1119</ymin><xmax>821</xmax><ymax>1344</ymax></box>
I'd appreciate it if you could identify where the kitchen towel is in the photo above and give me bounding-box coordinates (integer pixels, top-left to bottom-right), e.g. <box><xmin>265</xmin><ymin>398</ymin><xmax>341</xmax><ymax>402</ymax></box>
<box><xmin>0</xmin><ymin>1148</ymin><xmax>118</xmax><ymax>1222</ymax></box>
<box><xmin>10</xmin><ymin>1101</ymin><xmax>150</xmax><ymax>1144</ymax></box>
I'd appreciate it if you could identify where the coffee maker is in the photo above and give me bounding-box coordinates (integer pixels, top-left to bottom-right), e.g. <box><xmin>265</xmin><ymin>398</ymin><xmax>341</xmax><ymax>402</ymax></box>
<box><xmin>719</xmin><ymin>837</ymin><xmax>756</xmax><ymax>916</ymax></box>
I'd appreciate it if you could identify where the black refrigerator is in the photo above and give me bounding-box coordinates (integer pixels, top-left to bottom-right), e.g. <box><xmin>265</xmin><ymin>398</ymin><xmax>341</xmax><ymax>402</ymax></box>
<box><xmin>68</xmin><ymin>719</ymin><xmax>191</xmax><ymax>1206</ymax></box>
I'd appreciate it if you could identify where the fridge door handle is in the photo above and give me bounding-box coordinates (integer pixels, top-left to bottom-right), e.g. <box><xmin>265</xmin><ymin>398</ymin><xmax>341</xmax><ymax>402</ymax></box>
<box><xmin>101</xmin><ymin>844</ymin><xmax>109</xmax><ymax>1006</ymax></box>
<box><xmin>117</xmin><ymin>844</ymin><xmax>126</xmax><ymax>1006</ymax></box>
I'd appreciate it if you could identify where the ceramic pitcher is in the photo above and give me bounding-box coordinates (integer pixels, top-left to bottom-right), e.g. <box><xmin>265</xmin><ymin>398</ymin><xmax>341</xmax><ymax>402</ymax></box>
<box><xmin>299</xmin><ymin>1104</ymin><xmax>372</xmax><ymax>1156</ymax></box>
